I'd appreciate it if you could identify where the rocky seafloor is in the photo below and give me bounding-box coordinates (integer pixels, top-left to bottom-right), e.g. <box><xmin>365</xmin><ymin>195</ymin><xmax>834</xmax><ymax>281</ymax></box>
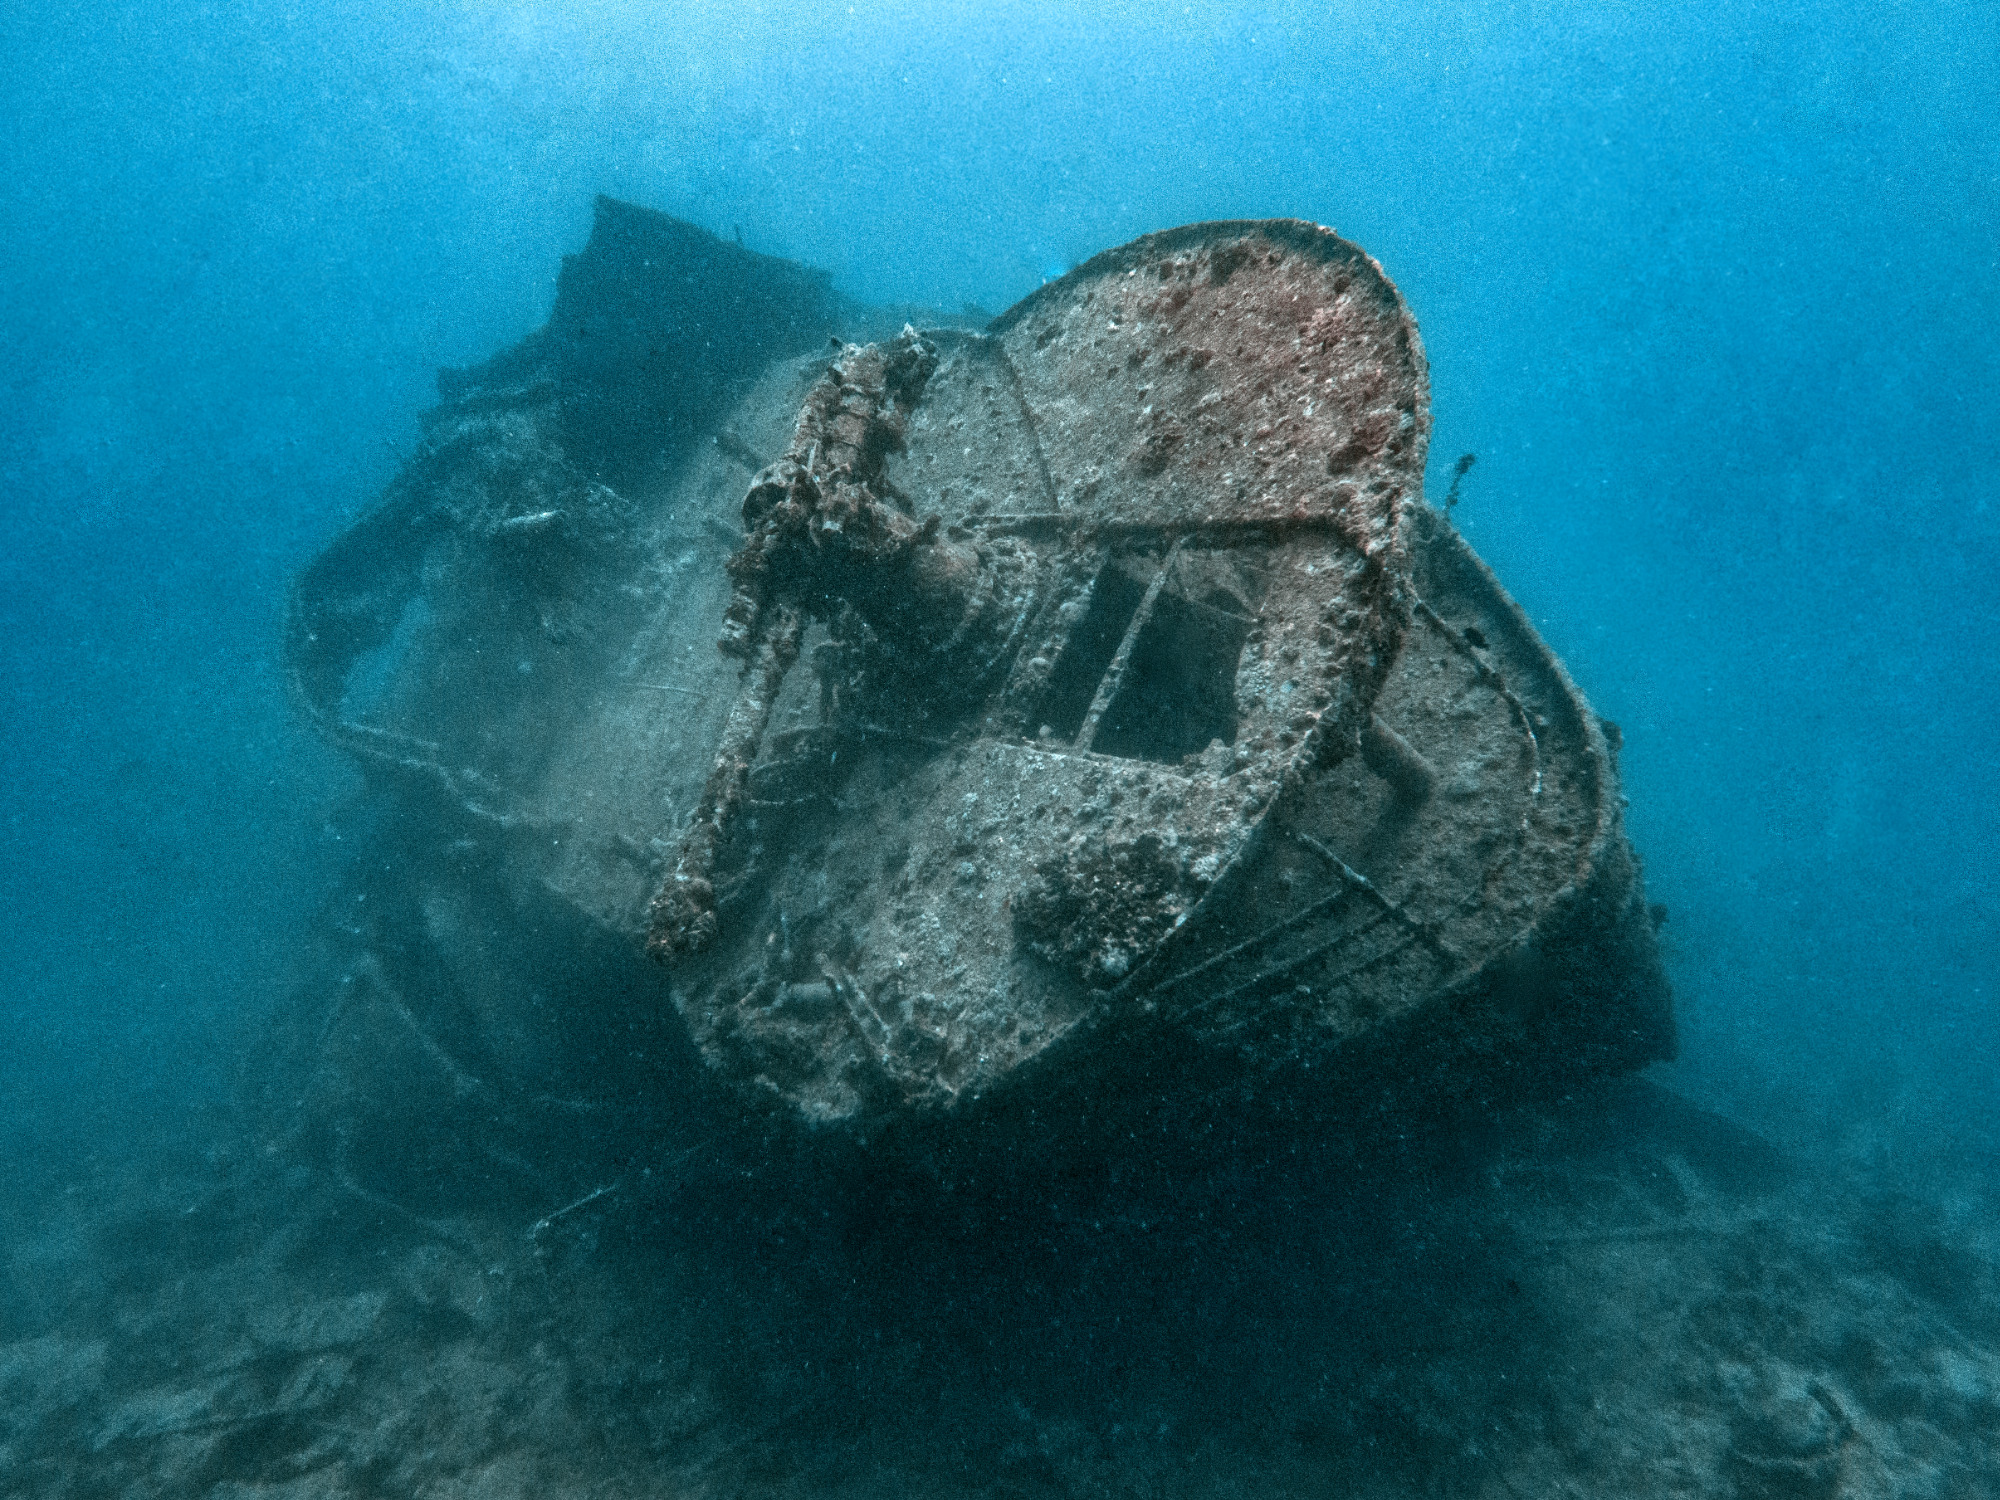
<box><xmin>5</xmin><ymin>1081</ymin><xmax>1997</xmax><ymax>1499</ymax></box>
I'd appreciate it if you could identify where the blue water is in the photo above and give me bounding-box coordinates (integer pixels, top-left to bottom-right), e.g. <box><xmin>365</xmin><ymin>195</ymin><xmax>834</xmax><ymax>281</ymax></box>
<box><xmin>4</xmin><ymin>0</ymin><xmax>1994</xmax><ymax>1268</ymax></box>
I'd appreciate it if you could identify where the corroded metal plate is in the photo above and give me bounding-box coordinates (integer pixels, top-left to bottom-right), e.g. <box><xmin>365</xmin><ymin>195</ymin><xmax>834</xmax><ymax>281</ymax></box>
<box><xmin>649</xmin><ymin>222</ymin><xmax>1439</xmax><ymax>1124</ymax></box>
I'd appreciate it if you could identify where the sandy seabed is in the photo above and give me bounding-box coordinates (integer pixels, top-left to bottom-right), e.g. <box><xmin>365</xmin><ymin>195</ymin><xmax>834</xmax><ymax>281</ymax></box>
<box><xmin>4</xmin><ymin>1081</ymin><xmax>1996</xmax><ymax>1500</ymax></box>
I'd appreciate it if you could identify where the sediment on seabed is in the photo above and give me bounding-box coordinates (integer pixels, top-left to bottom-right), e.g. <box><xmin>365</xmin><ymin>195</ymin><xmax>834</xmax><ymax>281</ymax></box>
<box><xmin>4</xmin><ymin>1083</ymin><xmax>1998</xmax><ymax>1498</ymax></box>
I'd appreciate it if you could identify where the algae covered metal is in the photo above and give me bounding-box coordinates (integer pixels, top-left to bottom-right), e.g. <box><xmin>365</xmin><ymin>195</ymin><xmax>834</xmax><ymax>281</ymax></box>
<box><xmin>281</xmin><ymin>201</ymin><xmax>1669</xmax><ymax>1171</ymax></box>
<box><xmin>643</xmin><ymin>219</ymin><xmax>1670</xmax><ymax>1129</ymax></box>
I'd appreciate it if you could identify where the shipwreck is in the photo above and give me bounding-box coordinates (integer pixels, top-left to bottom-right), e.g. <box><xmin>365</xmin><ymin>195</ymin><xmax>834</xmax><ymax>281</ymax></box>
<box><xmin>278</xmin><ymin>198</ymin><xmax>1672</xmax><ymax>1192</ymax></box>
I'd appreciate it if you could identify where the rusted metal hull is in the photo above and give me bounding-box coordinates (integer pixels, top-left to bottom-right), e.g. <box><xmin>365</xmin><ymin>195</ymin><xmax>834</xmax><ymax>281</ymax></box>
<box><xmin>643</xmin><ymin>222</ymin><xmax>1671</xmax><ymax>1130</ymax></box>
<box><xmin>276</xmin><ymin>206</ymin><xmax>1670</xmax><ymax>1183</ymax></box>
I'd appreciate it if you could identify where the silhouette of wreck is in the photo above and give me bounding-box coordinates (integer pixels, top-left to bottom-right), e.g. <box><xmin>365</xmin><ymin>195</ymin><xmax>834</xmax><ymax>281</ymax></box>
<box><xmin>279</xmin><ymin>198</ymin><xmax>1672</xmax><ymax>1193</ymax></box>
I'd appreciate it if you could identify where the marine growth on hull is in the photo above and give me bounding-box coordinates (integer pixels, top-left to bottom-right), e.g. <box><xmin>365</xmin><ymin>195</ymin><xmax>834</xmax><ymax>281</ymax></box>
<box><xmin>284</xmin><ymin>201</ymin><xmax>1672</xmax><ymax>1163</ymax></box>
